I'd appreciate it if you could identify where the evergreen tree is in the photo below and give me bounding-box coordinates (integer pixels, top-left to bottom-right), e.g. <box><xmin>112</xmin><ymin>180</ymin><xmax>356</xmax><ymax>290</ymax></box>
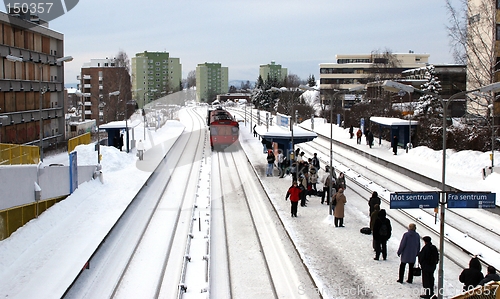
<box><xmin>414</xmin><ymin>65</ymin><xmax>442</xmax><ymax>118</ymax></box>
<box><xmin>307</xmin><ymin>74</ymin><xmax>316</xmax><ymax>87</ymax></box>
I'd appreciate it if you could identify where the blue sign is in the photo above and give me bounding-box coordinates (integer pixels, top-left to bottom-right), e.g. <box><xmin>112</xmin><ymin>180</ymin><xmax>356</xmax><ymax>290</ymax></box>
<box><xmin>69</xmin><ymin>151</ymin><xmax>78</xmax><ymax>193</ymax></box>
<box><xmin>390</xmin><ymin>192</ymin><xmax>439</xmax><ymax>209</ymax></box>
<box><xmin>447</xmin><ymin>192</ymin><xmax>496</xmax><ymax>208</ymax></box>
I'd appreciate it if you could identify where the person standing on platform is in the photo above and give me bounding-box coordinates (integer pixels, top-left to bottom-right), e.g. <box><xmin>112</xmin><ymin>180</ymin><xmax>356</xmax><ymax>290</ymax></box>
<box><xmin>266</xmin><ymin>150</ymin><xmax>275</xmax><ymax>177</ymax></box>
<box><xmin>397</xmin><ymin>223</ymin><xmax>421</xmax><ymax>284</ymax></box>
<box><xmin>137</xmin><ymin>139</ymin><xmax>145</xmax><ymax>161</ymax></box>
<box><xmin>285</xmin><ymin>181</ymin><xmax>301</xmax><ymax>217</ymax></box>
<box><xmin>418</xmin><ymin>236</ymin><xmax>439</xmax><ymax>298</ymax></box>
<box><xmin>393</xmin><ymin>135</ymin><xmax>398</xmax><ymax>155</ymax></box>
<box><xmin>349</xmin><ymin>125</ymin><xmax>354</xmax><ymax>139</ymax></box>
<box><xmin>333</xmin><ymin>187</ymin><xmax>346</xmax><ymax>227</ymax></box>
<box><xmin>373</xmin><ymin>209</ymin><xmax>392</xmax><ymax>260</ymax></box>
<box><xmin>356</xmin><ymin>128</ymin><xmax>362</xmax><ymax>144</ymax></box>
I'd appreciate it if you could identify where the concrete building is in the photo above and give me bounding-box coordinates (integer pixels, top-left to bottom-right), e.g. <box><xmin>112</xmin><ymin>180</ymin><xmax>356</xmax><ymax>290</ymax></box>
<box><xmin>78</xmin><ymin>58</ymin><xmax>132</xmax><ymax>125</ymax></box>
<box><xmin>259</xmin><ymin>61</ymin><xmax>287</xmax><ymax>82</ymax></box>
<box><xmin>0</xmin><ymin>11</ymin><xmax>69</xmax><ymax>150</ymax></box>
<box><xmin>196</xmin><ymin>62</ymin><xmax>228</xmax><ymax>102</ymax></box>
<box><xmin>131</xmin><ymin>51</ymin><xmax>182</xmax><ymax>108</ymax></box>
<box><xmin>319</xmin><ymin>53</ymin><xmax>430</xmax><ymax>91</ymax></box>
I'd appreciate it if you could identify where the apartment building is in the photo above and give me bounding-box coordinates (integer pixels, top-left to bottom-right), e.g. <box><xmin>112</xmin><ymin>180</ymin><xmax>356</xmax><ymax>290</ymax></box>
<box><xmin>259</xmin><ymin>61</ymin><xmax>287</xmax><ymax>82</ymax></box>
<box><xmin>196</xmin><ymin>62</ymin><xmax>228</xmax><ymax>102</ymax></box>
<box><xmin>466</xmin><ymin>0</ymin><xmax>500</xmax><ymax>118</ymax></box>
<box><xmin>0</xmin><ymin>11</ymin><xmax>68</xmax><ymax>150</ymax></box>
<box><xmin>78</xmin><ymin>58</ymin><xmax>132</xmax><ymax>125</ymax></box>
<box><xmin>131</xmin><ymin>51</ymin><xmax>182</xmax><ymax>108</ymax></box>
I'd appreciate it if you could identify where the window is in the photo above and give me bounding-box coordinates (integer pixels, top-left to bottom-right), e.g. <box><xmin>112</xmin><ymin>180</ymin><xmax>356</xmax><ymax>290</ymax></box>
<box><xmin>497</xmin><ymin>24</ymin><xmax>500</xmax><ymax>40</ymax></box>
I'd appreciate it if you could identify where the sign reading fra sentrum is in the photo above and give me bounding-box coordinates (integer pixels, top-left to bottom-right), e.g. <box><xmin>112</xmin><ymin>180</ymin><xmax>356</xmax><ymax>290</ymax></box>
<box><xmin>447</xmin><ymin>192</ymin><xmax>496</xmax><ymax>209</ymax></box>
<box><xmin>4</xmin><ymin>0</ymin><xmax>78</xmax><ymax>25</ymax></box>
<box><xmin>390</xmin><ymin>192</ymin><xmax>439</xmax><ymax>209</ymax></box>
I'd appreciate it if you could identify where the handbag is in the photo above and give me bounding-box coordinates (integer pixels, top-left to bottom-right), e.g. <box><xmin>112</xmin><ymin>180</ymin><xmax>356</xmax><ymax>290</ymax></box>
<box><xmin>412</xmin><ymin>266</ymin><xmax>422</xmax><ymax>277</ymax></box>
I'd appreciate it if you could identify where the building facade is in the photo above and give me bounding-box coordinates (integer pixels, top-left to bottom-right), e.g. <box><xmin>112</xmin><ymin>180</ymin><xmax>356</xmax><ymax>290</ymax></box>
<box><xmin>0</xmin><ymin>11</ymin><xmax>68</xmax><ymax>150</ymax></box>
<box><xmin>78</xmin><ymin>58</ymin><xmax>132</xmax><ymax>125</ymax></box>
<box><xmin>259</xmin><ymin>61</ymin><xmax>287</xmax><ymax>82</ymax></box>
<box><xmin>319</xmin><ymin>53</ymin><xmax>430</xmax><ymax>91</ymax></box>
<box><xmin>196</xmin><ymin>62</ymin><xmax>228</xmax><ymax>102</ymax></box>
<box><xmin>466</xmin><ymin>0</ymin><xmax>500</xmax><ymax>118</ymax></box>
<box><xmin>131</xmin><ymin>51</ymin><xmax>182</xmax><ymax>108</ymax></box>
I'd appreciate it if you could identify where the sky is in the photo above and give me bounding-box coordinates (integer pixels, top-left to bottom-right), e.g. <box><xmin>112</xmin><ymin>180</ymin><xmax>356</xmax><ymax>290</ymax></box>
<box><xmin>0</xmin><ymin>104</ymin><xmax>498</xmax><ymax>297</ymax></box>
<box><xmin>2</xmin><ymin>0</ymin><xmax>461</xmax><ymax>85</ymax></box>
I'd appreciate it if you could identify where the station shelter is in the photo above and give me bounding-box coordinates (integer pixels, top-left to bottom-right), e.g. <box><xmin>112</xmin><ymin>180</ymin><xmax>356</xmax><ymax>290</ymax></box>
<box><xmin>254</xmin><ymin>112</ymin><xmax>317</xmax><ymax>160</ymax></box>
<box><xmin>99</xmin><ymin>119</ymin><xmax>141</xmax><ymax>153</ymax></box>
<box><xmin>369</xmin><ymin>116</ymin><xmax>418</xmax><ymax>150</ymax></box>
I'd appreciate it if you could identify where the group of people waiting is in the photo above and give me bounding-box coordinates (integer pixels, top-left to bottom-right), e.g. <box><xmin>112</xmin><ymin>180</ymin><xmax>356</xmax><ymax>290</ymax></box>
<box><xmin>368</xmin><ymin>190</ymin><xmax>499</xmax><ymax>298</ymax></box>
<box><xmin>369</xmin><ymin>192</ymin><xmax>440</xmax><ymax>298</ymax></box>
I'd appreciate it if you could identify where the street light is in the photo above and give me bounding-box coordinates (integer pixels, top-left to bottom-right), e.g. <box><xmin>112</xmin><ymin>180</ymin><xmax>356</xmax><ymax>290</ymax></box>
<box><xmin>142</xmin><ymin>89</ymin><xmax>157</xmax><ymax>140</ymax></box>
<box><xmin>383</xmin><ymin>80</ymin><xmax>500</xmax><ymax>299</ymax></box>
<box><xmin>322</xmin><ymin>86</ymin><xmax>365</xmax><ymax>214</ymax></box>
<box><xmin>489</xmin><ymin>103</ymin><xmax>495</xmax><ymax>169</ymax></box>
<box><xmin>7</xmin><ymin>54</ymin><xmax>73</xmax><ymax>162</ymax></box>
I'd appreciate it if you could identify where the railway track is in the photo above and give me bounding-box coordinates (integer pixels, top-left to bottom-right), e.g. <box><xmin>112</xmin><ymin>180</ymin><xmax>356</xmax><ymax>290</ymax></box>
<box><xmin>211</xmin><ymin>145</ymin><xmax>317</xmax><ymax>298</ymax></box>
<box><xmin>64</xmin><ymin>108</ymin><xmax>207</xmax><ymax>298</ymax></box>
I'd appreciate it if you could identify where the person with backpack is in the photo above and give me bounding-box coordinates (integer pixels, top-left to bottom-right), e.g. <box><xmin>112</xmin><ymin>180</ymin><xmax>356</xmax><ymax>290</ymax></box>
<box><xmin>418</xmin><ymin>236</ymin><xmax>439</xmax><ymax>298</ymax></box>
<box><xmin>266</xmin><ymin>150</ymin><xmax>275</xmax><ymax>177</ymax></box>
<box><xmin>333</xmin><ymin>187</ymin><xmax>346</xmax><ymax>227</ymax></box>
<box><xmin>373</xmin><ymin>209</ymin><xmax>392</xmax><ymax>260</ymax></box>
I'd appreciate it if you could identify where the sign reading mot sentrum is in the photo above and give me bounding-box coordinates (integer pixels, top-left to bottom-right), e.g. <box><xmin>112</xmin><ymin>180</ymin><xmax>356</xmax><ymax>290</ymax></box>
<box><xmin>390</xmin><ymin>192</ymin><xmax>439</xmax><ymax>209</ymax></box>
<box><xmin>4</xmin><ymin>0</ymin><xmax>78</xmax><ymax>26</ymax></box>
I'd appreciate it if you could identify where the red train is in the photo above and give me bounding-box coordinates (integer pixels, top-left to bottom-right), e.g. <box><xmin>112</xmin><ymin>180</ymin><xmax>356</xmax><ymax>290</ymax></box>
<box><xmin>207</xmin><ymin>107</ymin><xmax>239</xmax><ymax>150</ymax></box>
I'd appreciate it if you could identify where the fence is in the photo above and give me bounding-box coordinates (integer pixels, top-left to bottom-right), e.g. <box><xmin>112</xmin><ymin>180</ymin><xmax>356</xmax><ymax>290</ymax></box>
<box><xmin>68</xmin><ymin>132</ymin><xmax>91</xmax><ymax>153</ymax></box>
<box><xmin>0</xmin><ymin>143</ymin><xmax>39</xmax><ymax>165</ymax></box>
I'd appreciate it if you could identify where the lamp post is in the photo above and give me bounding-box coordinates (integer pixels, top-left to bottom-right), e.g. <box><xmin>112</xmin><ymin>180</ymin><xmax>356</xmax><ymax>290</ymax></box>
<box><xmin>7</xmin><ymin>54</ymin><xmax>73</xmax><ymax>162</ymax></box>
<box><xmin>142</xmin><ymin>89</ymin><xmax>157</xmax><ymax>140</ymax></box>
<box><xmin>322</xmin><ymin>86</ymin><xmax>364</xmax><ymax>214</ymax></box>
<box><xmin>383</xmin><ymin>80</ymin><xmax>500</xmax><ymax>299</ymax></box>
<box><xmin>488</xmin><ymin>103</ymin><xmax>495</xmax><ymax>169</ymax></box>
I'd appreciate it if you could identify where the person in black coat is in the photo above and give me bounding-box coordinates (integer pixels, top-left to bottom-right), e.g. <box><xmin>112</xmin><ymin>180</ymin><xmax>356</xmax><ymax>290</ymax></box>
<box><xmin>459</xmin><ymin>256</ymin><xmax>484</xmax><ymax>291</ymax></box>
<box><xmin>392</xmin><ymin>135</ymin><xmax>398</xmax><ymax>155</ymax></box>
<box><xmin>479</xmin><ymin>266</ymin><xmax>500</xmax><ymax>286</ymax></box>
<box><xmin>373</xmin><ymin>209</ymin><xmax>391</xmax><ymax>260</ymax></box>
<box><xmin>418</xmin><ymin>236</ymin><xmax>439</xmax><ymax>299</ymax></box>
<box><xmin>368</xmin><ymin>191</ymin><xmax>381</xmax><ymax>215</ymax></box>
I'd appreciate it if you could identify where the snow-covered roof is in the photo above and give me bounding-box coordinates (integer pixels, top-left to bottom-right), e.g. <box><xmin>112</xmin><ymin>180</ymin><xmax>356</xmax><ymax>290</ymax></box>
<box><xmin>99</xmin><ymin>119</ymin><xmax>142</xmax><ymax>129</ymax></box>
<box><xmin>370</xmin><ymin>116</ymin><xmax>419</xmax><ymax>126</ymax></box>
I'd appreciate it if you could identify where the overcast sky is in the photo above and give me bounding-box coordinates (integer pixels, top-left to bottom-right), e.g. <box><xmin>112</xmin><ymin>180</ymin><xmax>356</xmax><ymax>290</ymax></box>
<box><xmin>14</xmin><ymin>0</ymin><xmax>462</xmax><ymax>84</ymax></box>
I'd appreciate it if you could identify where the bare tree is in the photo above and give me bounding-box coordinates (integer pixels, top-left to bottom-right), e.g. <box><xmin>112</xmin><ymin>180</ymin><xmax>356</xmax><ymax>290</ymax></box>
<box><xmin>115</xmin><ymin>49</ymin><xmax>130</xmax><ymax>74</ymax></box>
<box><xmin>187</xmin><ymin>70</ymin><xmax>196</xmax><ymax>89</ymax></box>
<box><xmin>446</xmin><ymin>0</ymin><xmax>497</xmax><ymax>117</ymax></box>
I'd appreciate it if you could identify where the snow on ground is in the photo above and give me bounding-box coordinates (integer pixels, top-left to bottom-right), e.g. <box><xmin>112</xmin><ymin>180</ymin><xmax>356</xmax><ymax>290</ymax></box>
<box><xmin>0</xmin><ymin>106</ymin><xmax>498</xmax><ymax>299</ymax></box>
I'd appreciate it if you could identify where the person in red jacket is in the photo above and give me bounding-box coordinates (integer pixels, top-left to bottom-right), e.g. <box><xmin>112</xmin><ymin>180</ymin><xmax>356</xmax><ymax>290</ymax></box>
<box><xmin>285</xmin><ymin>181</ymin><xmax>302</xmax><ymax>217</ymax></box>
